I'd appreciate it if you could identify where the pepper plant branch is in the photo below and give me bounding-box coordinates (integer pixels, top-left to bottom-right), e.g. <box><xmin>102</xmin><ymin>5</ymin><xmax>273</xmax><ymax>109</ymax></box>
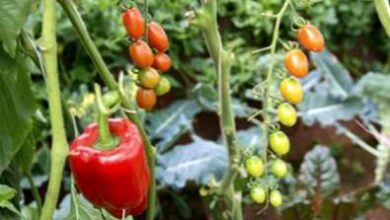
<box><xmin>39</xmin><ymin>0</ymin><xmax>69</xmax><ymax>218</ymax></box>
<box><xmin>260</xmin><ymin>0</ymin><xmax>290</xmax><ymax>169</ymax></box>
<box><xmin>58</xmin><ymin>0</ymin><xmax>156</xmax><ymax>218</ymax></box>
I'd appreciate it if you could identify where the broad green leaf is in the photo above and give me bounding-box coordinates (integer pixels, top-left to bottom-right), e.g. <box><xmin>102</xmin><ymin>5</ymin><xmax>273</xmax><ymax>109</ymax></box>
<box><xmin>299</xmin><ymin>82</ymin><xmax>364</xmax><ymax>126</ymax></box>
<box><xmin>14</xmin><ymin>131</ymin><xmax>36</xmax><ymax>174</ymax></box>
<box><xmin>311</xmin><ymin>50</ymin><xmax>353</xmax><ymax>99</ymax></box>
<box><xmin>0</xmin><ymin>49</ymin><xmax>36</xmax><ymax>175</ymax></box>
<box><xmin>0</xmin><ymin>0</ymin><xmax>35</xmax><ymax>57</ymax></box>
<box><xmin>299</xmin><ymin>145</ymin><xmax>339</xmax><ymax>197</ymax></box>
<box><xmin>56</xmin><ymin>194</ymin><xmax>133</xmax><ymax>220</ymax></box>
<box><xmin>146</xmin><ymin>100</ymin><xmax>202</xmax><ymax>151</ymax></box>
<box><xmin>0</xmin><ymin>184</ymin><xmax>18</xmax><ymax>214</ymax></box>
<box><xmin>156</xmin><ymin>135</ymin><xmax>227</xmax><ymax>189</ymax></box>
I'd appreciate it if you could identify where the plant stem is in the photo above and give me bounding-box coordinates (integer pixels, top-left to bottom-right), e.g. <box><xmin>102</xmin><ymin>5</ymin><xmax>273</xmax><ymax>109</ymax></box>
<box><xmin>58</xmin><ymin>0</ymin><xmax>117</xmax><ymax>89</ymax></box>
<box><xmin>39</xmin><ymin>0</ymin><xmax>69</xmax><ymax>218</ymax></box>
<box><xmin>195</xmin><ymin>0</ymin><xmax>241</xmax><ymax>219</ymax></box>
<box><xmin>58</xmin><ymin>0</ymin><xmax>156</xmax><ymax>218</ymax></box>
<box><xmin>334</xmin><ymin>122</ymin><xmax>379</xmax><ymax>157</ymax></box>
<box><xmin>261</xmin><ymin>0</ymin><xmax>290</xmax><ymax>169</ymax></box>
<box><xmin>374</xmin><ymin>0</ymin><xmax>390</xmax><ymax>37</ymax></box>
<box><xmin>27</xmin><ymin>172</ymin><xmax>42</xmax><ymax>214</ymax></box>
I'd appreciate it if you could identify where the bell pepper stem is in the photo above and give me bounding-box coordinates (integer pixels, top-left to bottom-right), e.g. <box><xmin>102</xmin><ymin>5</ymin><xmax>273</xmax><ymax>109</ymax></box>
<box><xmin>94</xmin><ymin>84</ymin><xmax>115</xmax><ymax>149</ymax></box>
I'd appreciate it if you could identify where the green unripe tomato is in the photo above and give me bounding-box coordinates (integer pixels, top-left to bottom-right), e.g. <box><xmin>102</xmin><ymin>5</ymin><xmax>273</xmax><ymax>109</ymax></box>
<box><xmin>270</xmin><ymin>190</ymin><xmax>282</xmax><ymax>207</ymax></box>
<box><xmin>250</xmin><ymin>186</ymin><xmax>266</xmax><ymax>204</ymax></box>
<box><xmin>271</xmin><ymin>159</ymin><xmax>288</xmax><ymax>178</ymax></box>
<box><xmin>277</xmin><ymin>103</ymin><xmax>297</xmax><ymax>127</ymax></box>
<box><xmin>269</xmin><ymin>131</ymin><xmax>290</xmax><ymax>155</ymax></box>
<box><xmin>154</xmin><ymin>76</ymin><xmax>171</xmax><ymax>96</ymax></box>
<box><xmin>102</xmin><ymin>90</ymin><xmax>120</xmax><ymax>108</ymax></box>
<box><xmin>245</xmin><ymin>156</ymin><xmax>264</xmax><ymax>178</ymax></box>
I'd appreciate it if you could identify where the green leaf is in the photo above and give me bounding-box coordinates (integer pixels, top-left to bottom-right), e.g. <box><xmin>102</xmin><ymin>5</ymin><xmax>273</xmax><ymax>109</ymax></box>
<box><xmin>0</xmin><ymin>0</ymin><xmax>36</xmax><ymax>57</ymax></box>
<box><xmin>146</xmin><ymin>100</ymin><xmax>202</xmax><ymax>150</ymax></box>
<box><xmin>171</xmin><ymin>192</ymin><xmax>192</xmax><ymax>219</ymax></box>
<box><xmin>299</xmin><ymin>83</ymin><xmax>364</xmax><ymax>126</ymax></box>
<box><xmin>311</xmin><ymin>50</ymin><xmax>354</xmax><ymax>99</ymax></box>
<box><xmin>355</xmin><ymin>72</ymin><xmax>390</xmax><ymax>131</ymax></box>
<box><xmin>156</xmin><ymin>135</ymin><xmax>227</xmax><ymax>189</ymax></box>
<box><xmin>14</xmin><ymin>132</ymin><xmax>36</xmax><ymax>174</ymax></box>
<box><xmin>0</xmin><ymin>49</ymin><xmax>36</xmax><ymax>175</ymax></box>
<box><xmin>299</xmin><ymin>145</ymin><xmax>340</xmax><ymax>197</ymax></box>
<box><xmin>56</xmin><ymin>194</ymin><xmax>133</xmax><ymax>220</ymax></box>
<box><xmin>0</xmin><ymin>184</ymin><xmax>18</xmax><ymax>214</ymax></box>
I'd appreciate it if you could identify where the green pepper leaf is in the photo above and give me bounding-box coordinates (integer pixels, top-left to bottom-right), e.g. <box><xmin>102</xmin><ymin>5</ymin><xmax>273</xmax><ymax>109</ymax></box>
<box><xmin>0</xmin><ymin>184</ymin><xmax>19</xmax><ymax>215</ymax></box>
<box><xmin>0</xmin><ymin>0</ymin><xmax>36</xmax><ymax>57</ymax></box>
<box><xmin>0</xmin><ymin>48</ymin><xmax>36</xmax><ymax>175</ymax></box>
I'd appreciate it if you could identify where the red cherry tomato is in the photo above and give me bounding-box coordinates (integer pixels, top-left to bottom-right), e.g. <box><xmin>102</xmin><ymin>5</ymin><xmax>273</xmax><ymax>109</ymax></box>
<box><xmin>148</xmin><ymin>22</ymin><xmax>169</xmax><ymax>52</ymax></box>
<box><xmin>122</xmin><ymin>7</ymin><xmax>145</xmax><ymax>39</ymax></box>
<box><xmin>136</xmin><ymin>88</ymin><xmax>157</xmax><ymax>110</ymax></box>
<box><xmin>129</xmin><ymin>40</ymin><xmax>154</xmax><ymax>68</ymax></box>
<box><xmin>153</xmin><ymin>53</ymin><xmax>171</xmax><ymax>72</ymax></box>
<box><xmin>297</xmin><ymin>24</ymin><xmax>325</xmax><ymax>52</ymax></box>
<box><xmin>284</xmin><ymin>49</ymin><xmax>309</xmax><ymax>78</ymax></box>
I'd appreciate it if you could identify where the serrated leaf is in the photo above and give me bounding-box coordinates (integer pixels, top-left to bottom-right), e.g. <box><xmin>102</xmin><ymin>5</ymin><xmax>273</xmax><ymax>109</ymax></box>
<box><xmin>0</xmin><ymin>49</ymin><xmax>36</xmax><ymax>175</ymax></box>
<box><xmin>146</xmin><ymin>100</ymin><xmax>202</xmax><ymax>150</ymax></box>
<box><xmin>299</xmin><ymin>84</ymin><xmax>364</xmax><ymax>126</ymax></box>
<box><xmin>299</xmin><ymin>145</ymin><xmax>339</xmax><ymax>197</ymax></box>
<box><xmin>0</xmin><ymin>0</ymin><xmax>35</xmax><ymax>56</ymax></box>
<box><xmin>311</xmin><ymin>50</ymin><xmax>353</xmax><ymax>99</ymax></box>
<box><xmin>156</xmin><ymin>135</ymin><xmax>227</xmax><ymax>189</ymax></box>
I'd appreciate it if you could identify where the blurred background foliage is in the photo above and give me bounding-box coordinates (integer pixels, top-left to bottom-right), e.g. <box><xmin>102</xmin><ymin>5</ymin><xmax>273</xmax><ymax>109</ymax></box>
<box><xmin>1</xmin><ymin>0</ymin><xmax>390</xmax><ymax>219</ymax></box>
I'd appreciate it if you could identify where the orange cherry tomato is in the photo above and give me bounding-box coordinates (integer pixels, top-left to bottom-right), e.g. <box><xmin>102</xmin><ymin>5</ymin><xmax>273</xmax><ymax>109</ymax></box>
<box><xmin>153</xmin><ymin>53</ymin><xmax>171</xmax><ymax>72</ymax></box>
<box><xmin>122</xmin><ymin>7</ymin><xmax>145</xmax><ymax>39</ymax></box>
<box><xmin>284</xmin><ymin>49</ymin><xmax>309</xmax><ymax>78</ymax></box>
<box><xmin>139</xmin><ymin>68</ymin><xmax>160</xmax><ymax>89</ymax></box>
<box><xmin>129</xmin><ymin>40</ymin><xmax>154</xmax><ymax>68</ymax></box>
<box><xmin>297</xmin><ymin>24</ymin><xmax>325</xmax><ymax>52</ymax></box>
<box><xmin>147</xmin><ymin>22</ymin><xmax>169</xmax><ymax>52</ymax></box>
<box><xmin>279</xmin><ymin>78</ymin><xmax>304</xmax><ymax>104</ymax></box>
<box><xmin>136</xmin><ymin>88</ymin><xmax>157</xmax><ymax>110</ymax></box>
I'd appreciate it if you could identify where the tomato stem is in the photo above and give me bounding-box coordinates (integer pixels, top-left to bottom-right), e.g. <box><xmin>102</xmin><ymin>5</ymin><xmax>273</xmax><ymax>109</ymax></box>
<box><xmin>261</xmin><ymin>0</ymin><xmax>291</xmax><ymax>178</ymax></box>
<box><xmin>196</xmin><ymin>1</ymin><xmax>242</xmax><ymax>219</ymax></box>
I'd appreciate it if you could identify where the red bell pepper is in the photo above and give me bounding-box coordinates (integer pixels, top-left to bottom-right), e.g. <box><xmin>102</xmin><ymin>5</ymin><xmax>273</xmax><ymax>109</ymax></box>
<box><xmin>69</xmin><ymin>118</ymin><xmax>150</xmax><ymax>218</ymax></box>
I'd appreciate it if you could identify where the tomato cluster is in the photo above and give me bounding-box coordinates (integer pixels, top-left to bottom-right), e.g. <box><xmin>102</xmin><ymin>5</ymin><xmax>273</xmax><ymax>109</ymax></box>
<box><xmin>246</xmin><ymin>23</ymin><xmax>326</xmax><ymax>208</ymax></box>
<box><xmin>122</xmin><ymin>7</ymin><xmax>172</xmax><ymax>110</ymax></box>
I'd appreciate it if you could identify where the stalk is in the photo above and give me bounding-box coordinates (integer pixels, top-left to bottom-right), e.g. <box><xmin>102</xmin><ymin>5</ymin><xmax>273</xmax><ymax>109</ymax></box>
<box><xmin>261</xmin><ymin>0</ymin><xmax>290</xmax><ymax>169</ymax></box>
<box><xmin>194</xmin><ymin>0</ymin><xmax>241</xmax><ymax>219</ymax></box>
<box><xmin>39</xmin><ymin>0</ymin><xmax>69</xmax><ymax>218</ymax></box>
<box><xmin>374</xmin><ymin>0</ymin><xmax>390</xmax><ymax>37</ymax></box>
<box><xmin>58</xmin><ymin>0</ymin><xmax>156</xmax><ymax>218</ymax></box>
